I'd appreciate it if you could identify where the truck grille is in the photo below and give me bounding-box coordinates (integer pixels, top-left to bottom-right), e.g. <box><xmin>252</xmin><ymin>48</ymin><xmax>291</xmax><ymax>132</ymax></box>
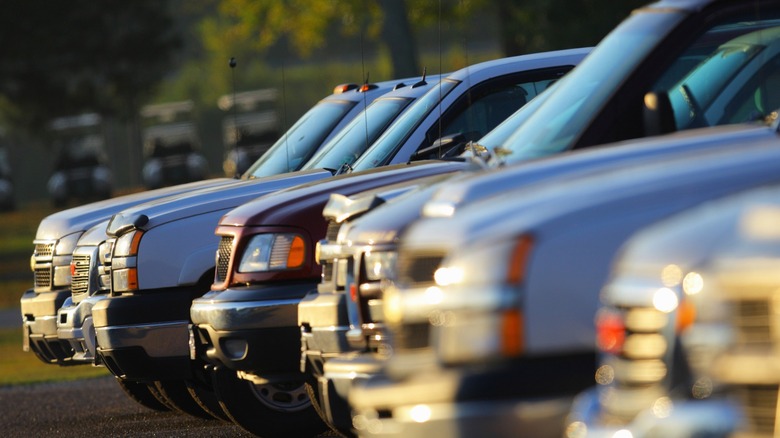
<box><xmin>70</xmin><ymin>254</ymin><xmax>91</xmax><ymax>296</ymax></box>
<box><xmin>34</xmin><ymin>242</ymin><xmax>54</xmax><ymax>259</ymax></box>
<box><xmin>215</xmin><ymin>236</ymin><xmax>233</xmax><ymax>282</ymax></box>
<box><xmin>34</xmin><ymin>267</ymin><xmax>52</xmax><ymax>288</ymax></box>
<box><xmin>396</xmin><ymin>253</ymin><xmax>444</xmax><ymax>286</ymax></box>
<box><xmin>732</xmin><ymin>299</ymin><xmax>772</xmax><ymax>347</ymax></box>
<box><xmin>736</xmin><ymin>384</ymin><xmax>778</xmax><ymax>436</ymax></box>
<box><xmin>326</xmin><ymin>220</ymin><xmax>341</xmax><ymax>241</ymax></box>
<box><xmin>391</xmin><ymin>322</ymin><xmax>430</xmax><ymax>351</ymax></box>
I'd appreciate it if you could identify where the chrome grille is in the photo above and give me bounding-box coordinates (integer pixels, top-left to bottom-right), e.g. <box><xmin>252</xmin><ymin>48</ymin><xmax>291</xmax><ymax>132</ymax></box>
<box><xmin>215</xmin><ymin>236</ymin><xmax>233</xmax><ymax>282</ymax></box>
<box><xmin>737</xmin><ymin>384</ymin><xmax>778</xmax><ymax>435</ymax></box>
<box><xmin>733</xmin><ymin>299</ymin><xmax>772</xmax><ymax>346</ymax></box>
<box><xmin>70</xmin><ymin>254</ymin><xmax>91</xmax><ymax>296</ymax></box>
<box><xmin>34</xmin><ymin>267</ymin><xmax>52</xmax><ymax>288</ymax></box>
<box><xmin>326</xmin><ymin>220</ymin><xmax>341</xmax><ymax>241</ymax></box>
<box><xmin>396</xmin><ymin>253</ymin><xmax>444</xmax><ymax>286</ymax></box>
<box><xmin>34</xmin><ymin>243</ymin><xmax>54</xmax><ymax>259</ymax></box>
<box><xmin>391</xmin><ymin>322</ymin><xmax>430</xmax><ymax>351</ymax></box>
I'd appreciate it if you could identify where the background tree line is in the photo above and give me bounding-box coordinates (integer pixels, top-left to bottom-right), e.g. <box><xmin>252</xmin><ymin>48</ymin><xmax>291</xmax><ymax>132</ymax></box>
<box><xmin>0</xmin><ymin>0</ymin><xmax>645</xmax><ymax>199</ymax></box>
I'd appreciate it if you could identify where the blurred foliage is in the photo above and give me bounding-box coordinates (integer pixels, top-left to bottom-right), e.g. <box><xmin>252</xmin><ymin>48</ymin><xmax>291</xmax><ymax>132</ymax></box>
<box><xmin>0</xmin><ymin>0</ymin><xmax>648</xmax><ymax>147</ymax></box>
<box><xmin>0</xmin><ymin>0</ymin><xmax>181</xmax><ymax>136</ymax></box>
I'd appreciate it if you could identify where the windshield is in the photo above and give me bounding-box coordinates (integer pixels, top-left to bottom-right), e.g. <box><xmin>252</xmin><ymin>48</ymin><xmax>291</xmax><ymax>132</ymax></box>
<box><xmin>469</xmin><ymin>83</ymin><xmax>556</xmax><ymax>156</ymax></box>
<box><xmin>500</xmin><ymin>12</ymin><xmax>686</xmax><ymax>162</ymax></box>
<box><xmin>243</xmin><ymin>99</ymin><xmax>355</xmax><ymax>178</ymax></box>
<box><xmin>351</xmin><ymin>79</ymin><xmax>460</xmax><ymax>172</ymax></box>
<box><xmin>302</xmin><ymin>97</ymin><xmax>414</xmax><ymax>172</ymax></box>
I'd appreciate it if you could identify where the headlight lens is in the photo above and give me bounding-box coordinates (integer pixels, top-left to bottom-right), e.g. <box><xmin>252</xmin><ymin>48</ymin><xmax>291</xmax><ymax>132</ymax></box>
<box><xmin>113</xmin><ymin>231</ymin><xmax>143</xmax><ymax>257</ymax></box>
<box><xmin>434</xmin><ymin>235</ymin><xmax>533</xmax><ymax>289</ymax></box>
<box><xmin>55</xmin><ymin>232</ymin><xmax>84</xmax><ymax>256</ymax></box>
<box><xmin>364</xmin><ymin>251</ymin><xmax>397</xmax><ymax>281</ymax></box>
<box><xmin>238</xmin><ymin>233</ymin><xmax>306</xmax><ymax>273</ymax></box>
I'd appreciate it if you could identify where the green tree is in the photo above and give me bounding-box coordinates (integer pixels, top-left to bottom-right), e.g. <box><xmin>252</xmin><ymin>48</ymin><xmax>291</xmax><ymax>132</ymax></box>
<box><xmin>497</xmin><ymin>0</ymin><xmax>647</xmax><ymax>55</ymax></box>
<box><xmin>0</xmin><ymin>0</ymin><xmax>182</xmax><ymax>135</ymax></box>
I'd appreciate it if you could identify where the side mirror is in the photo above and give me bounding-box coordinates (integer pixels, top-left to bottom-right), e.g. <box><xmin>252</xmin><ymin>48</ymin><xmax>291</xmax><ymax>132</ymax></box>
<box><xmin>412</xmin><ymin>131</ymin><xmax>478</xmax><ymax>161</ymax></box>
<box><xmin>643</xmin><ymin>91</ymin><xmax>676</xmax><ymax>136</ymax></box>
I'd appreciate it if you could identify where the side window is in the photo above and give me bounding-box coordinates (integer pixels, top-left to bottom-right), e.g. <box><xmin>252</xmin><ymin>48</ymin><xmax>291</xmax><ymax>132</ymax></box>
<box><xmin>415</xmin><ymin>69</ymin><xmax>569</xmax><ymax>161</ymax></box>
<box><xmin>649</xmin><ymin>19</ymin><xmax>780</xmax><ymax>132</ymax></box>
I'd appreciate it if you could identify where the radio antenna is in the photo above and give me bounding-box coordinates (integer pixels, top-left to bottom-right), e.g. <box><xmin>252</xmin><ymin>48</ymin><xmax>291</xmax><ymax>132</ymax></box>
<box><xmin>229</xmin><ymin>57</ymin><xmax>240</xmax><ymax>178</ymax></box>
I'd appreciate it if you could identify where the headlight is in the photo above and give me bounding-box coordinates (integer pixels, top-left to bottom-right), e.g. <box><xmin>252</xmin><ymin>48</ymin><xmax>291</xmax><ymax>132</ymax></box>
<box><xmin>113</xmin><ymin>230</ymin><xmax>143</xmax><ymax>257</ymax></box>
<box><xmin>238</xmin><ymin>233</ymin><xmax>306</xmax><ymax>273</ymax></box>
<box><xmin>363</xmin><ymin>251</ymin><xmax>397</xmax><ymax>281</ymax></box>
<box><xmin>111</xmin><ymin>231</ymin><xmax>143</xmax><ymax>293</ymax></box>
<box><xmin>55</xmin><ymin>232</ymin><xmax>84</xmax><ymax>256</ymax></box>
<box><xmin>434</xmin><ymin>235</ymin><xmax>533</xmax><ymax>290</ymax></box>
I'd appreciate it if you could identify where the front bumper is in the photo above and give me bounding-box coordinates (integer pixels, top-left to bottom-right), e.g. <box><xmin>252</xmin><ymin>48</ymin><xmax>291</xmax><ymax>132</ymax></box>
<box><xmin>20</xmin><ymin>288</ymin><xmax>75</xmax><ymax>365</ymax></box>
<box><xmin>299</xmin><ymin>289</ymin><xmax>352</xmax><ymax>374</ymax></box>
<box><xmin>567</xmin><ymin>397</ymin><xmax>743</xmax><ymax>438</ymax></box>
<box><xmin>57</xmin><ymin>294</ymin><xmax>107</xmax><ymax>365</ymax></box>
<box><xmin>92</xmin><ymin>289</ymin><xmax>193</xmax><ymax>381</ymax></box>
<box><xmin>350</xmin><ymin>366</ymin><xmax>575</xmax><ymax>438</ymax></box>
<box><xmin>190</xmin><ymin>281</ymin><xmax>317</xmax><ymax>377</ymax></box>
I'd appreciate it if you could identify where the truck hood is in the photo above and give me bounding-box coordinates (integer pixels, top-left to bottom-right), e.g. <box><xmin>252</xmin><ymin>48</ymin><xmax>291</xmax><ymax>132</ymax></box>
<box><xmin>423</xmin><ymin>124</ymin><xmax>777</xmax><ymax>218</ymax></box>
<box><xmin>220</xmin><ymin>160</ymin><xmax>472</xmax><ymax>227</ymax></box>
<box><xmin>342</xmin><ymin>180</ymin><xmax>453</xmax><ymax>246</ymax></box>
<box><xmin>108</xmin><ymin>168</ymin><xmax>334</xmax><ymax>234</ymax></box>
<box><xmin>78</xmin><ymin>219</ymin><xmax>111</xmax><ymax>247</ymax></box>
<box><xmin>36</xmin><ymin>177</ymin><xmax>234</xmax><ymax>240</ymax></box>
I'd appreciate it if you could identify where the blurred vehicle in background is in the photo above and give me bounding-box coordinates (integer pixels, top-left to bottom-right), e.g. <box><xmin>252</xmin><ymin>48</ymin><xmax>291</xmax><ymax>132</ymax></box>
<box><xmin>219</xmin><ymin>88</ymin><xmax>280</xmax><ymax>177</ymax></box>
<box><xmin>140</xmin><ymin>101</ymin><xmax>209</xmax><ymax>189</ymax></box>
<box><xmin>567</xmin><ymin>185</ymin><xmax>780</xmax><ymax>438</ymax></box>
<box><xmin>0</xmin><ymin>144</ymin><xmax>14</xmax><ymax>211</ymax></box>
<box><xmin>47</xmin><ymin>113</ymin><xmax>112</xmax><ymax>207</ymax></box>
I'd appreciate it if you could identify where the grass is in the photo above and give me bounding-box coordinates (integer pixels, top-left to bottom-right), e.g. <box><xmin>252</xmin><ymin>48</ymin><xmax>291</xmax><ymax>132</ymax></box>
<box><xmin>0</xmin><ymin>327</ymin><xmax>110</xmax><ymax>386</ymax></box>
<box><xmin>0</xmin><ymin>202</ymin><xmax>113</xmax><ymax>385</ymax></box>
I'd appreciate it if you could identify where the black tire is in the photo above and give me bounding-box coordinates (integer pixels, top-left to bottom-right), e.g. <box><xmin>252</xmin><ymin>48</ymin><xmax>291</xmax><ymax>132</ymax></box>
<box><xmin>115</xmin><ymin>378</ymin><xmax>172</xmax><ymax>412</ymax></box>
<box><xmin>212</xmin><ymin>367</ymin><xmax>328</xmax><ymax>438</ymax></box>
<box><xmin>186</xmin><ymin>380</ymin><xmax>230</xmax><ymax>422</ymax></box>
<box><xmin>154</xmin><ymin>379</ymin><xmax>216</xmax><ymax>420</ymax></box>
<box><xmin>305</xmin><ymin>381</ymin><xmax>351</xmax><ymax>438</ymax></box>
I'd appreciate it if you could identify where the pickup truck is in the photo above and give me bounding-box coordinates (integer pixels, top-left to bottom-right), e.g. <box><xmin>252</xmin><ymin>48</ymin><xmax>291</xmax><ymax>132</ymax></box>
<box><xmin>299</xmin><ymin>0</ymin><xmax>780</xmax><ymax>434</ymax></box>
<box><xmin>567</xmin><ymin>185</ymin><xmax>780</xmax><ymax>437</ymax></box>
<box><xmin>346</xmin><ymin>120</ymin><xmax>780</xmax><ymax>438</ymax></box>
<box><xmin>181</xmin><ymin>50</ymin><xmax>587</xmax><ymax>436</ymax></box>
<box><xmin>21</xmin><ymin>81</ymin><xmax>391</xmax><ymax>377</ymax></box>
<box><xmin>87</xmin><ymin>72</ymin><xmax>456</xmax><ymax>421</ymax></box>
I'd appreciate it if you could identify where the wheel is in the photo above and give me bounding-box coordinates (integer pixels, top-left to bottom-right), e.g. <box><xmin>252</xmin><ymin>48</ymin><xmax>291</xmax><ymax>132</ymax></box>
<box><xmin>305</xmin><ymin>381</ymin><xmax>352</xmax><ymax>438</ymax></box>
<box><xmin>115</xmin><ymin>378</ymin><xmax>172</xmax><ymax>412</ymax></box>
<box><xmin>154</xmin><ymin>379</ymin><xmax>218</xmax><ymax>419</ymax></box>
<box><xmin>186</xmin><ymin>380</ymin><xmax>230</xmax><ymax>421</ymax></box>
<box><xmin>212</xmin><ymin>367</ymin><xmax>328</xmax><ymax>437</ymax></box>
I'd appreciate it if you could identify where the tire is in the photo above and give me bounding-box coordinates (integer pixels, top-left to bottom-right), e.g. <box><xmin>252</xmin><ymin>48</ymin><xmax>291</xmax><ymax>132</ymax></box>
<box><xmin>305</xmin><ymin>381</ymin><xmax>351</xmax><ymax>438</ymax></box>
<box><xmin>115</xmin><ymin>378</ymin><xmax>172</xmax><ymax>412</ymax></box>
<box><xmin>212</xmin><ymin>367</ymin><xmax>328</xmax><ymax>437</ymax></box>
<box><xmin>154</xmin><ymin>379</ymin><xmax>217</xmax><ymax>420</ymax></box>
<box><xmin>186</xmin><ymin>380</ymin><xmax>230</xmax><ymax>421</ymax></box>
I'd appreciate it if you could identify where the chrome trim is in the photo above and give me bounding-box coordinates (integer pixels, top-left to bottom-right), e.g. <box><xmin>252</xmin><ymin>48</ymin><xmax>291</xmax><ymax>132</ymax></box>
<box><xmin>190</xmin><ymin>298</ymin><xmax>301</xmax><ymax>331</ymax></box>
<box><xmin>24</xmin><ymin>314</ymin><xmax>58</xmax><ymax>336</ymax></box>
<box><xmin>317</xmin><ymin>242</ymin><xmax>352</xmax><ymax>262</ymax></box>
<box><xmin>111</xmin><ymin>255</ymin><xmax>136</xmax><ymax>269</ymax></box>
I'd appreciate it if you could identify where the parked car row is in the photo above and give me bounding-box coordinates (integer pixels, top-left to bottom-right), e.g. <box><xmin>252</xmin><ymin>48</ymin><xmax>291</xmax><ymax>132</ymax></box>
<box><xmin>18</xmin><ymin>0</ymin><xmax>780</xmax><ymax>437</ymax></box>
